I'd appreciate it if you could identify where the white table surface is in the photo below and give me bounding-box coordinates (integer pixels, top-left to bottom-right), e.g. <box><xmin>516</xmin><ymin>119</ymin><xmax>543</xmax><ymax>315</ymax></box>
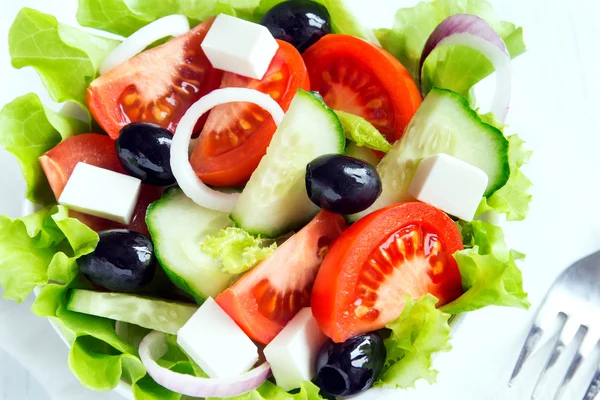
<box><xmin>2</xmin><ymin>0</ymin><xmax>600</xmax><ymax>399</ymax></box>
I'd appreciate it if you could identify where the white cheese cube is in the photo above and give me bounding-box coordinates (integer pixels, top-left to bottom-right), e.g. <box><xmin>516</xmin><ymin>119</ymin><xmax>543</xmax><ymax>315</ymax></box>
<box><xmin>408</xmin><ymin>153</ymin><xmax>488</xmax><ymax>222</ymax></box>
<box><xmin>58</xmin><ymin>162</ymin><xmax>141</xmax><ymax>224</ymax></box>
<box><xmin>177</xmin><ymin>297</ymin><xmax>258</xmax><ymax>379</ymax></box>
<box><xmin>263</xmin><ymin>308</ymin><xmax>328</xmax><ymax>391</ymax></box>
<box><xmin>201</xmin><ymin>14</ymin><xmax>279</xmax><ymax>80</ymax></box>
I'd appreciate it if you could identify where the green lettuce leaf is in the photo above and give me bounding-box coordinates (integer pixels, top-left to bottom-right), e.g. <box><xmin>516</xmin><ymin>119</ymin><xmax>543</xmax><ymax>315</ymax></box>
<box><xmin>441</xmin><ymin>220</ymin><xmax>530</xmax><ymax>314</ymax></box>
<box><xmin>200</xmin><ymin>227</ymin><xmax>276</xmax><ymax>274</ymax></box>
<box><xmin>375</xmin><ymin>0</ymin><xmax>526</xmax><ymax>101</ymax></box>
<box><xmin>477</xmin><ymin>134</ymin><xmax>533</xmax><ymax>221</ymax></box>
<box><xmin>335</xmin><ymin>111</ymin><xmax>392</xmax><ymax>152</ymax></box>
<box><xmin>210</xmin><ymin>380</ymin><xmax>324</xmax><ymax>400</ymax></box>
<box><xmin>0</xmin><ymin>206</ymin><xmax>97</xmax><ymax>302</ymax></box>
<box><xmin>378</xmin><ymin>295</ymin><xmax>452</xmax><ymax>389</ymax></box>
<box><xmin>9</xmin><ymin>8</ymin><xmax>119</xmax><ymax>107</ymax></box>
<box><xmin>0</xmin><ymin>93</ymin><xmax>88</xmax><ymax>204</ymax></box>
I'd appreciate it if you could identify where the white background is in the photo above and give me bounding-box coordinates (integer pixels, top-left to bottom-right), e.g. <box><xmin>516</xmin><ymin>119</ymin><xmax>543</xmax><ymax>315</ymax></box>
<box><xmin>2</xmin><ymin>0</ymin><xmax>600</xmax><ymax>399</ymax></box>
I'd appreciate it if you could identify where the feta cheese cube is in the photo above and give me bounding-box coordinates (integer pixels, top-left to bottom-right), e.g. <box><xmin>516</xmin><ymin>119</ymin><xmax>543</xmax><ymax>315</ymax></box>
<box><xmin>201</xmin><ymin>14</ymin><xmax>279</xmax><ymax>80</ymax></box>
<box><xmin>58</xmin><ymin>162</ymin><xmax>141</xmax><ymax>224</ymax></box>
<box><xmin>263</xmin><ymin>308</ymin><xmax>328</xmax><ymax>391</ymax></box>
<box><xmin>177</xmin><ymin>297</ymin><xmax>258</xmax><ymax>379</ymax></box>
<box><xmin>408</xmin><ymin>153</ymin><xmax>488</xmax><ymax>221</ymax></box>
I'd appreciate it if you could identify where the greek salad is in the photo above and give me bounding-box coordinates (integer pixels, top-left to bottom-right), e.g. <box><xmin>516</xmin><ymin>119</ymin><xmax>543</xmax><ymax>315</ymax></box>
<box><xmin>0</xmin><ymin>0</ymin><xmax>532</xmax><ymax>399</ymax></box>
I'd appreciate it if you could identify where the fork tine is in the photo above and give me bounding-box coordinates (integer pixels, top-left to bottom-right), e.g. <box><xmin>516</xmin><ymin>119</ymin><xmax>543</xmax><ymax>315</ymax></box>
<box><xmin>582</xmin><ymin>368</ymin><xmax>600</xmax><ymax>400</ymax></box>
<box><xmin>531</xmin><ymin>337</ymin><xmax>567</xmax><ymax>399</ymax></box>
<box><xmin>509</xmin><ymin>323</ymin><xmax>544</xmax><ymax>386</ymax></box>
<box><xmin>552</xmin><ymin>326</ymin><xmax>588</xmax><ymax>400</ymax></box>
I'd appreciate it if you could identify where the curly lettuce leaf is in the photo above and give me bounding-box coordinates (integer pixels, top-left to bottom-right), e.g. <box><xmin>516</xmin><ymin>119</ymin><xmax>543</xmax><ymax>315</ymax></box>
<box><xmin>200</xmin><ymin>227</ymin><xmax>276</xmax><ymax>274</ymax></box>
<box><xmin>478</xmin><ymin>134</ymin><xmax>533</xmax><ymax>221</ymax></box>
<box><xmin>378</xmin><ymin>295</ymin><xmax>451</xmax><ymax>389</ymax></box>
<box><xmin>0</xmin><ymin>206</ymin><xmax>97</xmax><ymax>302</ymax></box>
<box><xmin>441</xmin><ymin>220</ymin><xmax>530</xmax><ymax>314</ymax></box>
<box><xmin>9</xmin><ymin>8</ymin><xmax>119</xmax><ymax>107</ymax></box>
<box><xmin>0</xmin><ymin>93</ymin><xmax>88</xmax><ymax>204</ymax></box>
<box><xmin>210</xmin><ymin>380</ymin><xmax>324</xmax><ymax>400</ymax></box>
<box><xmin>335</xmin><ymin>111</ymin><xmax>392</xmax><ymax>152</ymax></box>
<box><xmin>376</xmin><ymin>0</ymin><xmax>526</xmax><ymax>101</ymax></box>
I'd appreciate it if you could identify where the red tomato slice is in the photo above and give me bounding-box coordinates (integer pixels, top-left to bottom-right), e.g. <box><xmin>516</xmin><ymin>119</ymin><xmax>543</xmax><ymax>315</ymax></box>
<box><xmin>303</xmin><ymin>34</ymin><xmax>422</xmax><ymax>145</ymax></box>
<box><xmin>87</xmin><ymin>18</ymin><xmax>222</xmax><ymax>139</ymax></box>
<box><xmin>189</xmin><ymin>40</ymin><xmax>310</xmax><ymax>187</ymax></box>
<box><xmin>216</xmin><ymin>211</ymin><xmax>346</xmax><ymax>344</ymax></box>
<box><xmin>311</xmin><ymin>203</ymin><xmax>463</xmax><ymax>343</ymax></box>
<box><xmin>39</xmin><ymin>134</ymin><xmax>162</xmax><ymax>235</ymax></box>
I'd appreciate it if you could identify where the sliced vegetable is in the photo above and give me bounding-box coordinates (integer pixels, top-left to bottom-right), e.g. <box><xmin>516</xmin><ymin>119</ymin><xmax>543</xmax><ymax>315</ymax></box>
<box><xmin>345</xmin><ymin>142</ymin><xmax>380</xmax><ymax>167</ymax></box>
<box><xmin>100</xmin><ymin>15</ymin><xmax>190</xmax><ymax>74</ymax></box>
<box><xmin>420</xmin><ymin>14</ymin><xmax>511</xmax><ymax>121</ymax></box>
<box><xmin>354</xmin><ymin>88</ymin><xmax>509</xmax><ymax>220</ymax></box>
<box><xmin>140</xmin><ymin>331</ymin><xmax>271</xmax><ymax>398</ymax></box>
<box><xmin>217</xmin><ymin>211</ymin><xmax>346</xmax><ymax>344</ymax></box>
<box><xmin>230</xmin><ymin>90</ymin><xmax>345</xmax><ymax>237</ymax></box>
<box><xmin>375</xmin><ymin>0</ymin><xmax>525</xmax><ymax>102</ymax></box>
<box><xmin>303</xmin><ymin>34</ymin><xmax>421</xmax><ymax>145</ymax></box>
<box><xmin>200</xmin><ymin>227</ymin><xmax>276</xmax><ymax>275</ymax></box>
<box><xmin>312</xmin><ymin>202</ymin><xmax>463</xmax><ymax>343</ymax></box>
<box><xmin>378</xmin><ymin>295</ymin><xmax>452</xmax><ymax>389</ymax></box>
<box><xmin>190</xmin><ymin>41</ymin><xmax>309</xmax><ymax>187</ymax></box>
<box><xmin>87</xmin><ymin>18</ymin><xmax>222</xmax><ymax>138</ymax></box>
<box><xmin>66</xmin><ymin>290</ymin><xmax>197</xmax><ymax>335</ymax></box>
<box><xmin>172</xmin><ymin>88</ymin><xmax>284</xmax><ymax>213</ymax></box>
<box><xmin>335</xmin><ymin>111</ymin><xmax>392</xmax><ymax>152</ymax></box>
<box><xmin>146</xmin><ymin>187</ymin><xmax>235</xmax><ymax>301</ymax></box>
<box><xmin>441</xmin><ymin>220</ymin><xmax>530</xmax><ymax>314</ymax></box>
<box><xmin>0</xmin><ymin>93</ymin><xmax>87</xmax><ymax>205</ymax></box>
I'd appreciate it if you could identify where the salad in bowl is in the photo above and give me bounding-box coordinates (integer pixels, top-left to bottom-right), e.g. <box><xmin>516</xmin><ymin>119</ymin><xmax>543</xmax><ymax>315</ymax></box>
<box><xmin>0</xmin><ymin>0</ymin><xmax>532</xmax><ymax>399</ymax></box>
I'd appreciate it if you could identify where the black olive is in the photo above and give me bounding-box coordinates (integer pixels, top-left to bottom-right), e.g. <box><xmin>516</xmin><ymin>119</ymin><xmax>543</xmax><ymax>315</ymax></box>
<box><xmin>316</xmin><ymin>332</ymin><xmax>386</xmax><ymax>398</ymax></box>
<box><xmin>306</xmin><ymin>154</ymin><xmax>382</xmax><ymax>215</ymax></box>
<box><xmin>260</xmin><ymin>0</ymin><xmax>331</xmax><ymax>53</ymax></box>
<box><xmin>116</xmin><ymin>122</ymin><xmax>175</xmax><ymax>186</ymax></box>
<box><xmin>78</xmin><ymin>230</ymin><xmax>156</xmax><ymax>292</ymax></box>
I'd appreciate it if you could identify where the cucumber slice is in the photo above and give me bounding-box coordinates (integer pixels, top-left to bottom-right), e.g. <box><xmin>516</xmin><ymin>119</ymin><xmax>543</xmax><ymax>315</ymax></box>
<box><xmin>66</xmin><ymin>290</ymin><xmax>197</xmax><ymax>335</ymax></box>
<box><xmin>353</xmin><ymin>88</ymin><xmax>510</xmax><ymax>220</ymax></box>
<box><xmin>146</xmin><ymin>187</ymin><xmax>234</xmax><ymax>301</ymax></box>
<box><xmin>231</xmin><ymin>90</ymin><xmax>345</xmax><ymax>237</ymax></box>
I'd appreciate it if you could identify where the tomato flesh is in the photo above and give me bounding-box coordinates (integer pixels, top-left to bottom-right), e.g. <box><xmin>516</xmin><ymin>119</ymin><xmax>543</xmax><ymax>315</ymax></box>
<box><xmin>216</xmin><ymin>211</ymin><xmax>346</xmax><ymax>344</ymax></box>
<box><xmin>190</xmin><ymin>40</ymin><xmax>310</xmax><ymax>187</ymax></box>
<box><xmin>303</xmin><ymin>34</ymin><xmax>421</xmax><ymax>145</ymax></box>
<box><xmin>39</xmin><ymin>134</ymin><xmax>162</xmax><ymax>235</ymax></box>
<box><xmin>87</xmin><ymin>18</ymin><xmax>222</xmax><ymax>138</ymax></box>
<box><xmin>311</xmin><ymin>203</ymin><xmax>463</xmax><ymax>343</ymax></box>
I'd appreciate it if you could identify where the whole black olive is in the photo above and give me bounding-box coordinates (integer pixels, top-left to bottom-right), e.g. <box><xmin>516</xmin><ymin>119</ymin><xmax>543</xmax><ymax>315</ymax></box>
<box><xmin>315</xmin><ymin>332</ymin><xmax>386</xmax><ymax>398</ymax></box>
<box><xmin>306</xmin><ymin>154</ymin><xmax>382</xmax><ymax>215</ymax></box>
<box><xmin>116</xmin><ymin>122</ymin><xmax>175</xmax><ymax>186</ymax></box>
<box><xmin>260</xmin><ymin>0</ymin><xmax>331</xmax><ymax>53</ymax></box>
<box><xmin>78</xmin><ymin>230</ymin><xmax>156</xmax><ymax>292</ymax></box>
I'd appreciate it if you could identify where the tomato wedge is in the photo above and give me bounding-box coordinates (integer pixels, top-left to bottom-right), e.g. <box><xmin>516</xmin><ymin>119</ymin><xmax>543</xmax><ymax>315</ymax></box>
<box><xmin>87</xmin><ymin>18</ymin><xmax>222</xmax><ymax>139</ymax></box>
<box><xmin>189</xmin><ymin>40</ymin><xmax>310</xmax><ymax>187</ymax></box>
<box><xmin>303</xmin><ymin>34</ymin><xmax>421</xmax><ymax>145</ymax></box>
<box><xmin>216</xmin><ymin>211</ymin><xmax>346</xmax><ymax>344</ymax></box>
<box><xmin>311</xmin><ymin>203</ymin><xmax>463</xmax><ymax>343</ymax></box>
<box><xmin>39</xmin><ymin>134</ymin><xmax>162</xmax><ymax>235</ymax></box>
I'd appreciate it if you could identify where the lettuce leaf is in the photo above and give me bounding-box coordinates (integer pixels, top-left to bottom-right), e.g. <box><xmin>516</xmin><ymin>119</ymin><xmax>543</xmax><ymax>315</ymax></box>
<box><xmin>377</xmin><ymin>295</ymin><xmax>452</xmax><ymax>389</ymax></box>
<box><xmin>211</xmin><ymin>380</ymin><xmax>325</xmax><ymax>400</ymax></box>
<box><xmin>375</xmin><ymin>0</ymin><xmax>526</xmax><ymax>101</ymax></box>
<box><xmin>200</xmin><ymin>227</ymin><xmax>276</xmax><ymax>274</ymax></box>
<box><xmin>477</xmin><ymin>134</ymin><xmax>533</xmax><ymax>221</ymax></box>
<box><xmin>0</xmin><ymin>93</ymin><xmax>88</xmax><ymax>205</ymax></box>
<box><xmin>335</xmin><ymin>111</ymin><xmax>392</xmax><ymax>153</ymax></box>
<box><xmin>440</xmin><ymin>220</ymin><xmax>530</xmax><ymax>314</ymax></box>
<box><xmin>9</xmin><ymin>8</ymin><xmax>119</xmax><ymax>107</ymax></box>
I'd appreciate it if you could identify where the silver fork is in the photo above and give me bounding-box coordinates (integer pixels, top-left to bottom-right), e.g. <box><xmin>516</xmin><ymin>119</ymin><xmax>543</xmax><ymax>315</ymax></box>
<box><xmin>509</xmin><ymin>249</ymin><xmax>600</xmax><ymax>400</ymax></box>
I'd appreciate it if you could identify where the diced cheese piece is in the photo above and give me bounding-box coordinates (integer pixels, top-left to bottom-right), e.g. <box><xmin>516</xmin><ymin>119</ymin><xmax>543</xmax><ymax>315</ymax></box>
<box><xmin>408</xmin><ymin>153</ymin><xmax>488</xmax><ymax>222</ymax></box>
<box><xmin>177</xmin><ymin>297</ymin><xmax>258</xmax><ymax>379</ymax></box>
<box><xmin>263</xmin><ymin>308</ymin><xmax>328</xmax><ymax>391</ymax></box>
<box><xmin>201</xmin><ymin>14</ymin><xmax>279</xmax><ymax>80</ymax></box>
<box><xmin>58</xmin><ymin>162</ymin><xmax>141</xmax><ymax>224</ymax></box>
